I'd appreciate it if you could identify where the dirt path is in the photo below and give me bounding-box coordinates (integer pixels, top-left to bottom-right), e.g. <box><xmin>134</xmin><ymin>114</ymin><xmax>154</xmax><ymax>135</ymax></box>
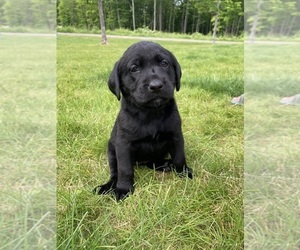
<box><xmin>1</xmin><ymin>32</ymin><xmax>56</xmax><ymax>37</ymax></box>
<box><xmin>1</xmin><ymin>31</ymin><xmax>241</xmax><ymax>44</ymax></box>
<box><xmin>58</xmin><ymin>32</ymin><xmax>243</xmax><ymax>44</ymax></box>
<box><xmin>3</xmin><ymin>32</ymin><xmax>299</xmax><ymax>45</ymax></box>
<box><xmin>57</xmin><ymin>33</ymin><xmax>300</xmax><ymax>45</ymax></box>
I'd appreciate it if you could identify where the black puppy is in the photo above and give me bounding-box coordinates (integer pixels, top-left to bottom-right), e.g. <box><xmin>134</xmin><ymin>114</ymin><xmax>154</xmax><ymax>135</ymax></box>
<box><xmin>94</xmin><ymin>41</ymin><xmax>193</xmax><ymax>201</ymax></box>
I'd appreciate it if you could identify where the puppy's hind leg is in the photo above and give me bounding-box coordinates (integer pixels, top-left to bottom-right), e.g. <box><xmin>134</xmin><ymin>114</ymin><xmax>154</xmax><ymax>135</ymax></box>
<box><xmin>93</xmin><ymin>142</ymin><xmax>118</xmax><ymax>195</ymax></box>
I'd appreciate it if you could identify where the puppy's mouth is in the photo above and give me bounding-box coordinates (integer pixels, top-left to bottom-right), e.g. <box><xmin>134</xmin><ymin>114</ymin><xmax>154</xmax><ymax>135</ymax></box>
<box><xmin>152</xmin><ymin>97</ymin><xmax>169</xmax><ymax>108</ymax></box>
<box><xmin>133</xmin><ymin>96</ymin><xmax>170</xmax><ymax>109</ymax></box>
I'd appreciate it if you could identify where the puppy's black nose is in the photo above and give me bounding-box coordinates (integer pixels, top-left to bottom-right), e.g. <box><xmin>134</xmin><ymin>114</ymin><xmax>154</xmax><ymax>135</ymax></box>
<box><xmin>149</xmin><ymin>80</ymin><xmax>163</xmax><ymax>93</ymax></box>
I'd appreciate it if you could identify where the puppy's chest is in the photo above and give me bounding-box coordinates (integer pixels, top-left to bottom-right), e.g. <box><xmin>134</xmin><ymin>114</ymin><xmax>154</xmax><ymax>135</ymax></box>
<box><xmin>144</xmin><ymin>130</ymin><xmax>171</xmax><ymax>142</ymax></box>
<box><xmin>132</xmin><ymin>128</ymin><xmax>172</xmax><ymax>148</ymax></box>
<box><xmin>143</xmin><ymin>118</ymin><xmax>172</xmax><ymax>136</ymax></box>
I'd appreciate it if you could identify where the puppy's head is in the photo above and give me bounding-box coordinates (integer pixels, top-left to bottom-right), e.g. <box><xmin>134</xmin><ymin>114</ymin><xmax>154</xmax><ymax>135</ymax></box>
<box><xmin>108</xmin><ymin>41</ymin><xmax>181</xmax><ymax>108</ymax></box>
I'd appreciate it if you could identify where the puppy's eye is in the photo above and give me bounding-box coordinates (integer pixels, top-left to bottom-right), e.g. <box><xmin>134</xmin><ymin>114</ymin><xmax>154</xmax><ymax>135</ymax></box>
<box><xmin>161</xmin><ymin>60</ymin><xmax>169</xmax><ymax>67</ymax></box>
<box><xmin>130</xmin><ymin>65</ymin><xmax>139</xmax><ymax>73</ymax></box>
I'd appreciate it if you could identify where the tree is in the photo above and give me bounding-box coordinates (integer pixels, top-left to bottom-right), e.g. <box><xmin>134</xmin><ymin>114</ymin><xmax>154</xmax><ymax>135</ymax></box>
<box><xmin>116</xmin><ymin>0</ymin><xmax>121</xmax><ymax>29</ymax></box>
<box><xmin>2</xmin><ymin>0</ymin><xmax>55</xmax><ymax>30</ymax></box>
<box><xmin>249</xmin><ymin>0</ymin><xmax>262</xmax><ymax>43</ymax></box>
<box><xmin>153</xmin><ymin>0</ymin><xmax>156</xmax><ymax>30</ymax></box>
<box><xmin>159</xmin><ymin>0</ymin><xmax>162</xmax><ymax>31</ymax></box>
<box><xmin>132</xmin><ymin>0</ymin><xmax>136</xmax><ymax>31</ymax></box>
<box><xmin>0</xmin><ymin>0</ymin><xmax>5</xmax><ymax>24</ymax></box>
<box><xmin>129</xmin><ymin>0</ymin><xmax>136</xmax><ymax>31</ymax></box>
<box><xmin>98</xmin><ymin>0</ymin><xmax>108</xmax><ymax>44</ymax></box>
<box><xmin>182</xmin><ymin>0</ymin><xmax>189</xmax><ymax>33</ymax></box>
<box><xmin>245</xmin><ymin>0</ymin><xmax>300</xmax><ymax>38</ymax></box>
<box><xmin>57</xmin><ymin>0</ymin><xmax>78</xmax><ymax>27</ymax></box>
<box><xmin>54</xmin><ymin>0</ymin><xmax>247</xmax><ymax>37</ymax></box>
<box><xmin>220</xmin><ymin>0</ymin><xmax>243</xmax><ymax>36</ymax></box>
<box><xmin>212</xmin><ymin>0</ymin><xmax>221</xmax><ymax>43</ymax></box>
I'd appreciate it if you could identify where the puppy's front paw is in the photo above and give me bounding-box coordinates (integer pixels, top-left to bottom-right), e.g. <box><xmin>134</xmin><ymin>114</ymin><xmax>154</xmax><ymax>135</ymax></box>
<box><xmin>115</xmin><ymin>185</ymin><xmax>134</xmax><ymax>201</ymax></box>
<box><xmin>177</xmin><ymin>165</ymin><xmax>193</xmax><ymax>179</ymax></box>
<box><xmin>93</xmin><ymin>180</ymin><xmax>116</xmax><ymax>195</ymax></box>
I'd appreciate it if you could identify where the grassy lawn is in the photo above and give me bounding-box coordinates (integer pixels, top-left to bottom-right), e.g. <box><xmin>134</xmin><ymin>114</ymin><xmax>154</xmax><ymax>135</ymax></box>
<box><xmin>0</xmin><ymin>35</ymin><xmax>56</xmax><ymax>248</ymax></box>
<box><xmin>57</xmin><ymin>36</ymin><xmax>243</xmax><ymax>249</ymax></box>
<box><xmin>244</xmin><ymin>44</ymin><xmax>300</xmax><ymax>249</ymax></box>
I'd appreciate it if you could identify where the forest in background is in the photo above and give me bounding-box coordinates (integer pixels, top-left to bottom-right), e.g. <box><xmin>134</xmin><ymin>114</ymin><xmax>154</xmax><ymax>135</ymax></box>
<box><xmin>0</xmin><ymin>0</ymin><xmax>300</xmax><ymax>38</ymax></box>
<box><xmin>0</xmin><ymin>0</ymin><xmax>56</xmax><ymax>30</ymax></box>
<box><xmin>57</xmin><ymin>0</ymin><xmax>244</xmax><ymax>36</ymax></box>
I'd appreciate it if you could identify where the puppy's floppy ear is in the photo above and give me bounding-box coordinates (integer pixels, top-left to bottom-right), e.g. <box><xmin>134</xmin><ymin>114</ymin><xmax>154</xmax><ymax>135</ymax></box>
<box><xmin>108</xmin><ymin>61</ymin><xmax>121</xmax><ymax>100</ymax></box>
<box><xmin>170</xmin><ymin>53</ymin><xmax>182</xmax><ymax>91</ymax></box>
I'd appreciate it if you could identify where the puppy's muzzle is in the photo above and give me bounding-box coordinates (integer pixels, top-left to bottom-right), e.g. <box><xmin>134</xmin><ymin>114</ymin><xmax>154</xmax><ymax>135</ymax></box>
<box><xmin>149</xmin><ymin>80</ymin><xmax>163</xmax><ymax>93</ymax></box>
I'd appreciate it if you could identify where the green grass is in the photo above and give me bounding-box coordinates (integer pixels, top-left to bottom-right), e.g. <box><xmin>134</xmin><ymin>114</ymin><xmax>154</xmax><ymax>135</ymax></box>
<box><xmin>244</xmin><ymin>44</ymin><xmax>300</xmax><ymax>249</ymax></box>
<box><xmin>57</xmin><ymin>35</ymin><xmax>243</xmax><ymax>249</ymax></box>
<box><xmin>0</xmin><ymin>35</ymin><xmax>56</xmax><ymax>248</ymax></box>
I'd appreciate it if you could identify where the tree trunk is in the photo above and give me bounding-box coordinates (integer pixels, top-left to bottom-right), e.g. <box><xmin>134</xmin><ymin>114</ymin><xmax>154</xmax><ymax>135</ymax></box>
<box><xmin>279</xmin><ymin>18</ymin><xmax>287</xmax><ymax>36</ymax></box>
<box><xmin>286</xmin><ymin>15</ymin><xmax>297</xmax><ymax>37</ymax></box>
<box><xmin>143</xmin><ymin>1</ymin><xmax>146</xmax><ymax>27</ymax></box>
<box><xmin>116</xmin><ymin>0</ymin><xmax>121</xmax><ymax>29</ymax></box>
<box><xmin>153</xmin><ymin>0</ymin><xmax>156</xmax><ymax>31</ymax></box>
<box><xmin>231</xmin><ymin>19</ymin><xmax>236</xmax><ymax>36</ymax></box>
<box><xmin>131</xmin><ymin>0</ymin><xmax>136</xmax><ymax>31</ymax></box>
<box><xmin>268</xmin><ymin>25</ymin><xmax>274</xmax><ymax>36</ymax></box>
<box><xmin>183</xmin><ymin>0</ymin><xmax>189</xmax><ymax>33</ymax></box>
<box><xmin>249</xmin><ymin>0</ymin><xmax>262</xmax><ymax>44</ymax></box>
<box><xmin>212</xmin><ymin>0</ymin><xmax>221</xmax><ymax>44</ymax></box>
<box><xmin>159</xmin><ymin>0</ymin><xmax>162</xmax><ymax>31</ymax></box>
<box><xmin>98</xmin><ymin>0</ymin><xmax>108</xmax><ymax>45</ymax></box>
<box><xmin>168</xmin><ymin>3</ymin><xmax>173</xmax><ymax>32</ymax></box>
<box><xmin>235</xmin><ymin>15</ymin><xmax>242</xmax><ymax>36</ymax></box>
<box><xmin>195</xmin><ymin>13</ymin><xmax>200</xmax><ymax>33</ymax></box>
<box><xmin>191</xmin><ymin>10</ymin><xmax>195</xmax><ymax>33</ymax></box>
